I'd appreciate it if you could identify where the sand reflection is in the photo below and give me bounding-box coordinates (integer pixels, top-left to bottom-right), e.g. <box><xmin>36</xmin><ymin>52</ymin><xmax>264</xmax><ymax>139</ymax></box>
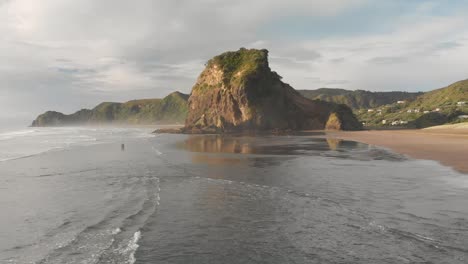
<box><xmin>326</xmin><ymin>138</ymin><xmax>343</xmax><ymax>151</ymax></box>
<box><xmin>191</xmin><ymin>155</ymin><xmax>244</xmax><ymax>166</ymax></box>
<box><xmin>179</xmin><ymin>135</ymin><xmax>256</xmax><ymax>154</ymax></box>
<box><xmin>176</xmin><ymin>134</ymin><xmax>395</xmax><ymax>166</ymax></box>
<box><xmin>179</xmin><ymin>135</ymin><xmax>352</xmax><ymax>155</ymax></box>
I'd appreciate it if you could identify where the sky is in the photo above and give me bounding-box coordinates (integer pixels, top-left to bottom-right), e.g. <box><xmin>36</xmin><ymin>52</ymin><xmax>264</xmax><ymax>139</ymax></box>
<box><xmin>1</xmin><ymin>0</ymin><xmax>468</xmax><ymax>126</ymax></box>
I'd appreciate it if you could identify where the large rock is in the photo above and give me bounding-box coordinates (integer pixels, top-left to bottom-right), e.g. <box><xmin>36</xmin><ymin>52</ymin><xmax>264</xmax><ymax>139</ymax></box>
<box><xmin>31</xmin><ymin>111</ymin><xmax>80</xmax><ymax>127</ymax></box>
<box><xmin>183</xmin><ymin>48</ymin><xmax>362</xmax><ymax>133</ymax></box>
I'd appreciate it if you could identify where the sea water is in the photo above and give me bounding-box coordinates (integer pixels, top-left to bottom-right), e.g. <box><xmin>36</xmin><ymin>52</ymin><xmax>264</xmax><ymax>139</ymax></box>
<box><xmin>0</xmin><ymin>128</ymin><xmax>467</xmax><ymax>263</ymax></box>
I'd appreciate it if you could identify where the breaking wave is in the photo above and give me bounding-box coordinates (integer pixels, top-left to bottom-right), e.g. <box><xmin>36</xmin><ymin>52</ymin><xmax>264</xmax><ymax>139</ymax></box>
<box><xmin>127</xmin><ymin>231</ymin><xmax>141</xmax><ymax>264</ymax></box>
<box><xmin>0</xmin><ymin>127</ymin><xmax>153</xmax><ymax>162</ymax></box>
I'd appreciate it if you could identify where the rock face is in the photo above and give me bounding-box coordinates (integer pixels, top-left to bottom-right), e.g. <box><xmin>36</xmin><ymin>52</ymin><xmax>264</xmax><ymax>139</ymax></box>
<box><xmin>184</xmin><ymin>48</ymin><xmax>362</xmax><ymax>133</ymax></box>
<box><xmin>32</xmin><ymin>92</ymin><xmax>189</xmax><ymax>127</ymax></box>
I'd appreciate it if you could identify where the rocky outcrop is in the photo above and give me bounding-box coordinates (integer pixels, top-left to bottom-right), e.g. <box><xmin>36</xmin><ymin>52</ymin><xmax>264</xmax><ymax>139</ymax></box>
<box><xmin>31</xmin><ymin>111</ymin><xmax>79</xmax><ymax>127</ymax></box>
<box><xmin>182</xmin><ymin>48</ymin><xmax>362</xmax><ymax>133</ymax></box>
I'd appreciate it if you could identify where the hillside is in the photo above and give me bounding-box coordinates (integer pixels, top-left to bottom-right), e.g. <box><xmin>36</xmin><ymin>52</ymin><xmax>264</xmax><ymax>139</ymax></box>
<box><xmin>298</xmin><ymin>89</ymin><xmax>422</xmax><ymax>109</ymax></box>
<box><xmin>177</xmin><ymin>48</ymin><xmax>362</xmax><ymax>133</ymax></box>
<box><xmin>31</xmin><ymin>92</ymin><xmax>189</xmax><ymax>126</ymax></box>
<box><xmin>356</xmin><ymin>80</ymin><xmax>468</xmax><ymax>128</ymax></box>
<box><xmin>407</xmin><ymin>80</ymin><xmax>468</xmax><ymax>110</ymax></box>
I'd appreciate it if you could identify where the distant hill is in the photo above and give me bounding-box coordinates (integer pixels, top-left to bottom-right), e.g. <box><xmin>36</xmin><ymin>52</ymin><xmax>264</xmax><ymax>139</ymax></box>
<box><xmin>357</xmin><ymin>80</ymin><xmax>468</xmax><ymax>128</ymax></box>
<box><xmin>406</xmin><ymin>79</ymin><xmax>468</xmax><ymax>110</ymax></box>
<box><xmin>298</xmin><ymin>88</ymin><xmax>423</xmax><ymax>109</ymax></box>
<box><xmin>31</xmin><ymin>91</ymin><xmax>189</xmax><ymax>126</ymax></box>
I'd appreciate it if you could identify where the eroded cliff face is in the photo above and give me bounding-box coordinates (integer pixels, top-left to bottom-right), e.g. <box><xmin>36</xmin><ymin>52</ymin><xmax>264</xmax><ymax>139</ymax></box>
<box><xmin>184</xmin><ymin>48</ymin><xmax>362</xmax><ymax>133</ymax></box>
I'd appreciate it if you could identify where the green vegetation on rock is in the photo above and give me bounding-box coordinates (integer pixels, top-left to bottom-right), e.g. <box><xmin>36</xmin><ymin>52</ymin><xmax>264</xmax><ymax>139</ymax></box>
<box><xmin>207</xmin><ymin>48</ymin><xmax>269</xmax><ymax>84</ymax></box>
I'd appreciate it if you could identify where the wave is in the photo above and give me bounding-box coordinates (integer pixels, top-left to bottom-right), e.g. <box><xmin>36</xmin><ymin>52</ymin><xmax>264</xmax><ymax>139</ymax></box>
<box><xmin>127</xmin><ymin>231</ymin><xmax>141</xmax><ymax>264</ymax></box>
<box><xmin>152</xmin><ymin>146</ymin><xmax>163</xmax><ymax>155</ymax></box>
<box><xmin>112</xmin><ymin>227</ymin><xmax>122</xmax><ymax>235</ymax></box>
<box><xmin>0</xmin><ymin>128</ymin><xmax>39</xmax><ymax>141</ymax></box>
<box><xmin>92</xmin><ymin>176</ymin><xmax>160</xmax><ymax>264</ymax></box>
<box><xmin>0</xmin><ymin>127</ymin><xmax>154</xmax><ymax>162</ymax></box>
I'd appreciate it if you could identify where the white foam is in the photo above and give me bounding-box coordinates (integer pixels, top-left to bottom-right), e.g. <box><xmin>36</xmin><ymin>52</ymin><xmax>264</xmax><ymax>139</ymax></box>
<box><xmin>112</xmin><ymin>228</ymin><xmax>122</xmax><ymax>235</ymax></box>
<box><xmin>152</xmin><ymin>146</ymin><xmax>163</xmax><ymax>155</ymax></box>
<box><xmin>413</xmin><ymin>233</ymin><xmax>436</xmax><ymax>242</ymax></box>
<box><xmin>127</xmin><ymin>231</ymin><xmax>141</xmax><ymax>264</ymax></box>
<box><xmin>368</xmin><ymin>221</ymin><xmax>387</xmax><ymax>232</ymax></box>
<box><xmin>0</xmin><ymin>127</ymin><xmax>153</xmax><ymax>162</ymax></box>
<box><xmin>0</xmin><ymin>129</ymin><xmax>38</xmax><ymax>141</ymax></box>
<box><xmin>441</xmin><ymin>173</ymin><xmax>468</xmax><ymax>189</ymax></box>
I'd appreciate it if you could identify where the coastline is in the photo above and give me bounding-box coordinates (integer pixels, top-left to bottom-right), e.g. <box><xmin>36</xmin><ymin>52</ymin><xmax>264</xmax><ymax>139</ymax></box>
<box><xmin>325</xmin><ymin>129</ymin><xmax>468</xmax><ymax>174</ymax></box>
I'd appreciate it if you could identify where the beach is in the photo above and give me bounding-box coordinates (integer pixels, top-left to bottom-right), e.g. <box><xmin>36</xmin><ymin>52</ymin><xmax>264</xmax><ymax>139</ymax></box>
<box><xmin>326</xmin><ymin>128</ymin><xmax>468</xmax><ymax>174</ymax></box>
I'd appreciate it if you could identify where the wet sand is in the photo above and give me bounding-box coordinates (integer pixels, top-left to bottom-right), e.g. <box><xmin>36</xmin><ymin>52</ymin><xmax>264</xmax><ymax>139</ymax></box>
<box><xmin>326</xmin><ymin>129</ymin><xmax>468</xmax><ymax>174</ymax></box>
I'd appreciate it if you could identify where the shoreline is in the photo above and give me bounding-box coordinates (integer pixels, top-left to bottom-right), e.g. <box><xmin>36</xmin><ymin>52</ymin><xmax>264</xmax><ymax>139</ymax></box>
<box><xmin>325</xmin><ymin>129</ymin><xmax>468</xmax><ymax>174</ymax></box>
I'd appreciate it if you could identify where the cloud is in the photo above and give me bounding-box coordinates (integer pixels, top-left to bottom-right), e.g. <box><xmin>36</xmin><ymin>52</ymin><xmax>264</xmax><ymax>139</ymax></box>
<box><xmin>434</xmin><ymin>41</ymin><xmax>463</xmax><ymax>51</ymax></box>
<box><xmin>324</xmin><ymin>79</ymin><xmax>350</xmax><ymax>86</ymax></box>
<box><xmin>368</xmin><ymin>56</ymin><xmax>408</xmax><ymax>65</ymax></box>
<box><xmin>270</xmin><ymin>57</ymin><xmax>315</xmax><ymax>70</ymax></box>
<box><xmin>274</xmin><ymin>8</ymin><xmax>468</xmax><ymax>90</ymax></box>
<box><xmin>330</xmin><ymin>57</ymin><xmax>345</xmax><ymax>63</ymax></box>
<box><xmin>0</xmin><ymin>1</ymin><xmax>366</xmax><ymax>96</ymax></box>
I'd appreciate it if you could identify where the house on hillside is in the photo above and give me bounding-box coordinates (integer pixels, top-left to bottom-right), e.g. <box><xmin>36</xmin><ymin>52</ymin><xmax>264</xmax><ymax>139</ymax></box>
<box><xmin>407</xmin><ymin>109</ymin><xmax>413</xmax><ymax>113</ymax></box>
<box><xmin>382</xmin><ymin>120</ymin><xmax>387</xmax><ymax>125</ymax></box>
<box><xmin>459</xmin><ymin>115</ymin><xmax>468</xmax><ymax>119</ymax></box>
<box><xmin>390</xmin><ymin>120</ymin><xmax>408</xmax><ymax>126</ymax></box>
<box><xmin>457</xmin><ymin>101</ymin><xmax>466</xmax><ymax>106</ymax></box>
<box><xmin>397</xmin><ymin>101</ymin><xmax>406</xmax><ymax>104</ymax></box>
<box><xmin>368</xmin><ymin>109</ymin><xmax>374</xmax><ymax>112</ymax></box>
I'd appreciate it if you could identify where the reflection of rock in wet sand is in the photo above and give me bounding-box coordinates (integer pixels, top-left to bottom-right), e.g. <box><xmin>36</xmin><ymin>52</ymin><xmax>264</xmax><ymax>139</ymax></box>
<box><xmin>326</xmin><ymin>138</ymin><xmax>343</xmax><ymax>151</ymax></box>
<box><xmin>180</xmin><ymin>135</ymin><xmax>353</xmax><ymax>155</ymax></box>
<box><xmin>181</xmin><ymin>135</ymin><xmax>254</xmax><ymax>154</ymax></box>
<box><xmin>181</xmin><ymin>136</ymin><xmax>252</xmax><ymax>166</ymax></box>
<box><xmin>178</xmin><ymin>134</ymin><xmax>403</xmax><ymax>165</ymax></box>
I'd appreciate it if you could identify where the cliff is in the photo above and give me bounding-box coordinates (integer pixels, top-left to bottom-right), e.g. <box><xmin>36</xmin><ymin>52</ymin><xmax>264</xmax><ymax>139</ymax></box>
<box><xmin>31</xmin><ymin>92</ymin><xmax>189</xmax><ymax>126</ymax></box>
<box><xmin>182</xmin><ymin>48</ymin><xmax>362</xmax><ymax>133</ymax></box>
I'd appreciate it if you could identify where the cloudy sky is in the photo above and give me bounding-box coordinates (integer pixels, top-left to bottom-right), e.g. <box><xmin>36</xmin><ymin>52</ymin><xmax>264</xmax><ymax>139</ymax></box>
<box><xmin>1</xmin><ymin>0</ymin><xmax>468</xmax><ymax>125</ymax></box>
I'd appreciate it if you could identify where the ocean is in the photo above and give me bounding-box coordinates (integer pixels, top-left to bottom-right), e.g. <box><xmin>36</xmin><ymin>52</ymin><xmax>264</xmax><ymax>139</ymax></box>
<box><xmin>0</xmin><ymin>127</ymin><xmax>467</xmax><ymax>263</ymax></box>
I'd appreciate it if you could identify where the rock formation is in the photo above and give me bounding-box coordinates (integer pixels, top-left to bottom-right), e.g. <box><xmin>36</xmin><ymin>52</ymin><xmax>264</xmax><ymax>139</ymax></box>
<box><xmin>182</xmin><ymin>48</ymin><xmax>362</xmax><ymax>133</ymax></box>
